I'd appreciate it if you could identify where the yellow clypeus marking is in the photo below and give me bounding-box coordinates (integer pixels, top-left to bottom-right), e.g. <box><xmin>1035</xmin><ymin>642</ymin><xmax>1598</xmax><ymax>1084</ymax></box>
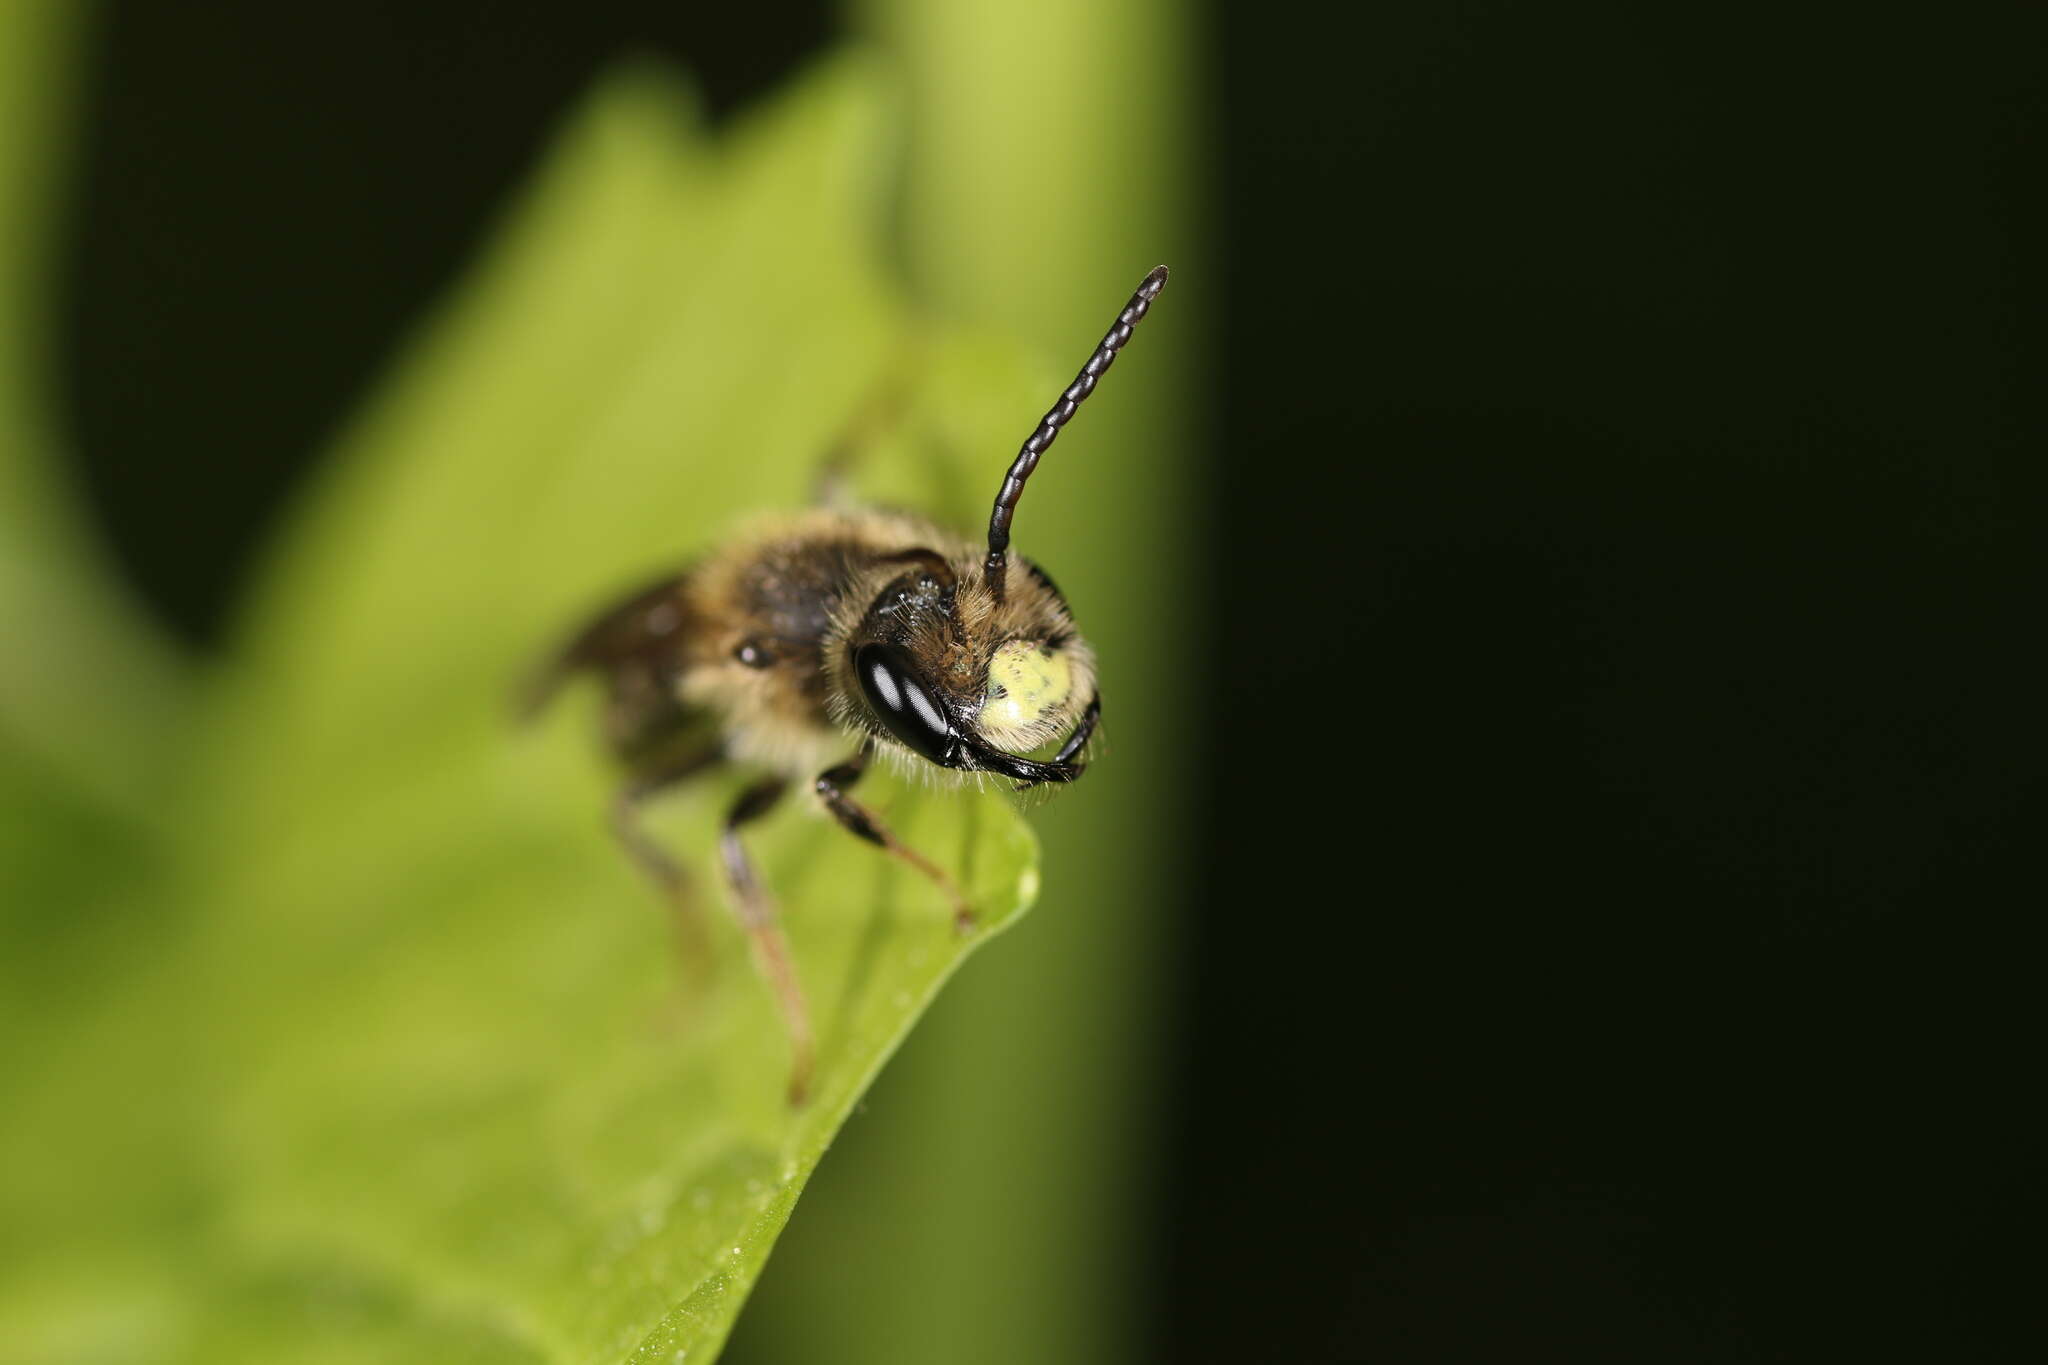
<box><xmin>979</xmin><ymin>641</ymin><xmax>1074</xmax><ymax>738</ymax></box>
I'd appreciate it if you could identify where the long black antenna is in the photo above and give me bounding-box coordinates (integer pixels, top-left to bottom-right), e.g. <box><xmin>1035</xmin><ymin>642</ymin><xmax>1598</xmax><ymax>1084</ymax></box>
<box><xmin>984</xmin><ymin>264</ymin><xmax>1170</xmax><ymax>601</ymax></box>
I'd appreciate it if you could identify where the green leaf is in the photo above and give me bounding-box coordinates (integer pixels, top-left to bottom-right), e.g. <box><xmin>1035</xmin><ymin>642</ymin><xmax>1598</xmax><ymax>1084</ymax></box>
<box><xmin>0</xmin><ymin>0</ymin><xmax>190</xmax><ymax>1179</ymax></box>
<box><xmin>0</xmin><ymin>50</ymin><xmax>1059</xmax><ymax>1364</ymax></box>
<box><xmin>0</xmin><ymin>1</ymin><xmax>187</xmax><ymax>825</ymax></box>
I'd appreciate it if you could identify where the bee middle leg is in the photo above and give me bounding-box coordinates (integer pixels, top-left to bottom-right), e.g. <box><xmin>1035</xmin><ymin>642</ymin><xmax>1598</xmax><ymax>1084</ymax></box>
<box><xmin>814</xmin><ymin>749</ymin><xmax>976</xmax><ymax>933</ymax></box>
<box><xmin>718</xmin><ymin>777</ymin><xmax>815</xmax><ymax>1105</ymax></box>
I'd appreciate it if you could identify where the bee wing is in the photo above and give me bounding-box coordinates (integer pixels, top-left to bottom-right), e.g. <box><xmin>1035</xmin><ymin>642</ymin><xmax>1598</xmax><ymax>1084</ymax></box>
<box><xmin>517</xmin><ymin>571</ymin><xmax>698</xmax><ymax>743</ymax></box>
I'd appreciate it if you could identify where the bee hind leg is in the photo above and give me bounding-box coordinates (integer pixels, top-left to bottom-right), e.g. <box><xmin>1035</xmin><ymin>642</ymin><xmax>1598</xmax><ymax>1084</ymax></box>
<box><xmin>611</xmin><ymin>740</ymin><xmax>725</xmax><ymax>972</ymax></box>
<box><xmin>811</xmin><ymin>363</ymin><xmax>915</xmax><ymax>507</ymax></box>
<box><xmin>718</xmin><ymin>777</ymin><xmax>815</xmax><ymax>1106</ymax></box>
<box><xmin>814</xmin><ymin>750</ymin><xmax>975</xmax><ymax>933</ymax></box>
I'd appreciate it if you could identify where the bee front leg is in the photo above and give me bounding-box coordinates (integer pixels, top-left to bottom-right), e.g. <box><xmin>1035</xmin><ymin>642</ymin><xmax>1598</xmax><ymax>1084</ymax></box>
<box><xmin>718</xmin><ymin>777</ymin><xmax>815</xmax><ymax>1106</ymax></box>
<box><xmin>814</xmin><ymin>751</ymin><xmax>976</xmax><ymax>934</ymax></box>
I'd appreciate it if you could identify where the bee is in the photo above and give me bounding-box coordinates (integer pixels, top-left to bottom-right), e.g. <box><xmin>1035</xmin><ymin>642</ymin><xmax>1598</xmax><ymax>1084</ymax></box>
<box><xmin>527</xmin><ymin>265</ymin><xmax>1169</xmax><ymax>1102</ymax></box>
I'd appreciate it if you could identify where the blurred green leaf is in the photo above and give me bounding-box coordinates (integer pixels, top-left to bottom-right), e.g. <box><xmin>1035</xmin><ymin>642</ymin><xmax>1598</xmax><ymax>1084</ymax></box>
<box><xmin>0</xmin><ymin>0</ymin><xmax>189</xmax><ymax>1165</ymax></box>
<box><xmin>1</xmin><ymin>46</ymin><xmax>1061</xmax><ymax>1364</ymax></box>
<box><xmin>0</xmin><ymin>0</ymin><xmax>187</xmax><ymax>827</ymax></box>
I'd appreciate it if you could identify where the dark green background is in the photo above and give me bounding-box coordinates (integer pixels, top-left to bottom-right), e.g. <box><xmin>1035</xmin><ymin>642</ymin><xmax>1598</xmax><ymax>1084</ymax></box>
<box><xmin>61</xmin><ymin>1</ymin><xmax>2043</xmax><ymax>1359</ymax></box>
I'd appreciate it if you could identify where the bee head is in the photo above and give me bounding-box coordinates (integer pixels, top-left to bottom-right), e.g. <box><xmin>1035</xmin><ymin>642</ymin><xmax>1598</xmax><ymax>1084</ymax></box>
<box><xmin>847</xmin><ymin>557</ymin><xmax>1098</xmax><ymax>786</ymax></box>
<box><xmin>840</xmin><ymin>263</ymin><xmax>1167</xmax><ymax>786</ymax></box>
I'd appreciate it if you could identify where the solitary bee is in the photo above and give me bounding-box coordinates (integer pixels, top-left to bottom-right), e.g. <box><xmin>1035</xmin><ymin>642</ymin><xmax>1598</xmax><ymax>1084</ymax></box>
<box><xmin>527</xmin><ymin>266</ymin><xmax>1169</xmax><ymax>1102</ymax></box>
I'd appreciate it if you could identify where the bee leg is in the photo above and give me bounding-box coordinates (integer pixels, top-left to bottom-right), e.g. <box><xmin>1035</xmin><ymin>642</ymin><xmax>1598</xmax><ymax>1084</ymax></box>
<box><xmin>811</xmin><ymin>364</ymin><xmax>913</xmax><ymax>507</ymax></box>
<box><xmin>814</xmin><ymin>751</ymin><xmax>976</xmax><ymax>933</ymax></box>
<box><xmin>611</xmin><ymin>742</ymin><xmax>724</xmax><ymax>969</ymax></box>
<box><xmin>718</xmin><ymin>777</ymin><xmax>814</xmax><ymax>1105</ymax></box>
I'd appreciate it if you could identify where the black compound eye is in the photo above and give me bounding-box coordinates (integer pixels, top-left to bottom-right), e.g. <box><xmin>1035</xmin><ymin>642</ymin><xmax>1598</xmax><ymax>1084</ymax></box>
<box><xmin>854</xmin><ymin>644</ymin><xmax>960</xmax><ymax>767</ymax></box>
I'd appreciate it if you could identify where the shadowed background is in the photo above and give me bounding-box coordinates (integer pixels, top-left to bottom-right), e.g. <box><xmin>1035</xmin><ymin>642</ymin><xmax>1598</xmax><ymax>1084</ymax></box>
<box><xmin>55</xmin><ymin>1</ymin><xmax>2044</xmax><ymax>1360</ymax></box>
